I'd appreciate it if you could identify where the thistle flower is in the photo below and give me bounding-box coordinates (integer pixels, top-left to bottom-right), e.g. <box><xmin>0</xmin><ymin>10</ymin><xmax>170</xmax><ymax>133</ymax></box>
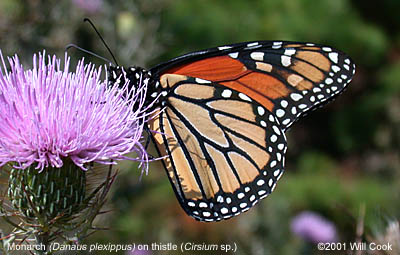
<box><xmin>0</xmin><ymin>52</ymin><xmax>148</xmax><ymax>171</ymax></box>
<box><xmin>0</xmin><ymin>51</ymin><xmax>150</xmax><ymax>252</ymax></box>
<box><xmin>291</xmin><ymin>211</ymin><xmax>338</xmax><ymax>243</ymax></box>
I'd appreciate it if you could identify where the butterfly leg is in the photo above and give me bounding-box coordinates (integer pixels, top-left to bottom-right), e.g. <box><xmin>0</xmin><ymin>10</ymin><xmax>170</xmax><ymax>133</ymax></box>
<box><xmin>143</xmin><ymin>125</ymin><xmax>157</xmax><ymax>160</ymax></box>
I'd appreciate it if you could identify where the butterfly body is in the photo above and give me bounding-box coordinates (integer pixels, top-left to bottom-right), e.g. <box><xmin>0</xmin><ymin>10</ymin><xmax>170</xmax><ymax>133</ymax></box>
<box><xmin>108</xmin><ymin>41</ymin><xmax>355</xmax><ymax>222</ymax></box>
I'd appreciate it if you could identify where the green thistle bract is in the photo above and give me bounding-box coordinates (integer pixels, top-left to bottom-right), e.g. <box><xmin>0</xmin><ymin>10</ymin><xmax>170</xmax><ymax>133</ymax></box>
<box><xmin>8</xmin><ymin>161</ymin><xmax>86</xmax><ymax>223</ymax></box>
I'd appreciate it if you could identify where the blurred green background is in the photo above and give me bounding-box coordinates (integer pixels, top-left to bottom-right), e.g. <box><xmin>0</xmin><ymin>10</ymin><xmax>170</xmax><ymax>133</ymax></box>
<box><xmin>0</xmin><ymin>0</ymin><xmax>399</xmax><ymax>254</ymax></box>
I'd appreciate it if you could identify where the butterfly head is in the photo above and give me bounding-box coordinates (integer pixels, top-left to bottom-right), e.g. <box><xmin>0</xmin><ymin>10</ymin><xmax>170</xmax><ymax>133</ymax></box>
<box><xmin>108</xmin><ymin>65</ymin><xmax>163</xmax><ymax>110</ymax></box>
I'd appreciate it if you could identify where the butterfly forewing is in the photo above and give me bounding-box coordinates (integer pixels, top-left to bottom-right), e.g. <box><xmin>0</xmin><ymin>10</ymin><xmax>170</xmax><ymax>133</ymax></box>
<box><xmin>154</xmin><ymin>41</ymin><xmax>355</xmax><ymax>131</ymax></box>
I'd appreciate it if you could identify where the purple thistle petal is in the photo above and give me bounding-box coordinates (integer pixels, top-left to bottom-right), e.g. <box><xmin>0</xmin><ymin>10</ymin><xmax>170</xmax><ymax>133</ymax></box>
<box><xmin>0</xmin><ymin>52</ymin><xmax>149</xmax><ymax>171</ymax></box>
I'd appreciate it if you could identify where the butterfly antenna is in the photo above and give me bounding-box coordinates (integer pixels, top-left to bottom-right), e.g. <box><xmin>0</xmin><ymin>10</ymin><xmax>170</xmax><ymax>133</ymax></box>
<box><xmin>65</xmin><ymin>44</ymin><xmax>113</xmax><ymax>63</ymax></box>
<box><xmin>84</xmin><ymin>18</ymin><xmax>119</xmax><ymax>66</ymax></box>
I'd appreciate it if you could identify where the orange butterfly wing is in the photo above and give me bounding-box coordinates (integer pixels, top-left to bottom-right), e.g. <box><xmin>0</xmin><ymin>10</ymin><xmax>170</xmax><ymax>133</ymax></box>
<box><xmin>148</xmin><ymin>41</ymin><xmax>355</xmax><ymax>221</ymax></box>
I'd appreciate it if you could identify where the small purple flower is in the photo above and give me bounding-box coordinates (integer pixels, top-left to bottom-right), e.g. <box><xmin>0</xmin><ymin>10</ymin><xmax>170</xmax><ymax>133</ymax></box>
<box><xmin>72</xmin><ymin>0</ymin><xmax>103</xmax><ymax>13</ymax></box>
<box><xmin>291</xmin><ymin>211</ymin><xmax>338</xmax><ymax>243</ymax></box>
<box><xmin>0</xmin><ymin>52</ymin><xmax>149</xmax><ymax>171</ymax></box>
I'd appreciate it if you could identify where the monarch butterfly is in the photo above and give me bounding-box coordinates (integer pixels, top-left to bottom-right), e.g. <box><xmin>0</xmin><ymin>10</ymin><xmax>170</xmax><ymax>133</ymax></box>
<box><xmin>108</xmin><ymin>41</ymin><xmax>355</xmax><ymax>222</ymax></box>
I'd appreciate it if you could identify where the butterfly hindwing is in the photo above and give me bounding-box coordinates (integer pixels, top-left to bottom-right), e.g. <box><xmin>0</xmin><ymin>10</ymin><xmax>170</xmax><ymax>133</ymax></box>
<box><xmin>149</xmin><ymin>74</ymin><xmax>287</xmax><ymax>221</ymax></box>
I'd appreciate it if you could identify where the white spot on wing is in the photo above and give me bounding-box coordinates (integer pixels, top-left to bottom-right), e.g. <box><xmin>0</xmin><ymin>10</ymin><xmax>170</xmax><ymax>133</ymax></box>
<box><xmin>281</xmin><ymin>100</ymin><xmax>288</xmax><ymax>108</ymax></box>
<box><xmin>284</xmin><ymin>48</ymin><xmax>296</xmax><ymax>56</ymax></box>
<box><xmin>247</xmin><ymin>42</ymin><xmax>259</xmax><ymax>47</ymax></box>
<box><xmin>282</xmin><ymin>119</ymin><xmax>291</xmax><ymax>126</ymax></box>
<box><xmin>325</xmin><ymin>78</ymin><xmax>333</xmax><ymax>84</ymax></box>
<box><xmin>250</xmin><ymin>52</ymin><xmax>264</xmax><ymax>61</ymax></box>
<box><xmin>281</xmin><ymin>55</ymin><xmax>291</xmax><ymax>67</ymax></box>
<box><xmin>229</xmin><ymin>52</ymin><xmax>239</xmax><ymax>58</ymax></box>
<box><xmin>276</xmin><ymin>109</ymin><xmax>285</xmax><ymax>118</ymax></box>
<box><xmin>290</xmin><ymin>93</ymin><xmax>303</xmax><ymax>101</ymax></box>
<box><xmin>257</xmin><ymin>106</ymin><xmax>265</xmax><ymax>116</ymax></box>
<box><xmin>258</xmin><ymin>190</ymin><xmax>267</xmax><ymax>196</ymax></box>
<box><xmin>268</xmin><ymin>179</ymin><xmax>273</xmax><ymax>187</ymax></box>
<box><xmin>221</xmin><ymin>89</ymin><xmax>232</xmax><ymax>98</ymax></box>
<box><xmin>272</xmin><ymin>41</ymin><xmax>283</xmax><ymax>49</ymax></box>
<box><xmin>218</xmin><ymin>46</ymin><xmax>232</xmax><ymax>50</ymax></box>
<box><xmin>332</xmin><ymin>65</ymin><xmax>341</xmax><ymax>72</ymax></box>
<box><xmin>269</xmin><ymin>115</ymin><xmax>275</xmax><ymax>122</ymax></box>
<box><xmin>272</xmin><ymin>125</ymin><xmax>281</xmax><ymax>135</ymax></box>
<box><xmin>203</xmin><ymin>212</ymin><xmax>211</xmax><ymax>217</ymax></box>
<box><xmin>199</xmin><ymin>202</ymin><xmax>208</xmax><ymax>208</ymax></box>
<box><xmin>239</xmin><ymin>93</ymin><xmax>252</xmax><ymax>101</ymax></box>
<box><xmin>328</xmin><ymin>52</ymin><xmax>339</xmax><ymax>63</ymax></box>
<box><xmin>195</xmin><ymin>78</ymin><xmax>211</xmax><ymax>84</ymax></box>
